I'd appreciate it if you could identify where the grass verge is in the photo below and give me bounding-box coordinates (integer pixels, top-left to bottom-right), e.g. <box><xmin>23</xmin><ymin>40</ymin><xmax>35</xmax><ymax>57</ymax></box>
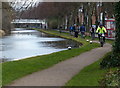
<box><xmin>2</xmin><ymin>29</ymin><xmax>99</xmax><ymax>86</ymax></box>
<box><xmin>36</xmin><ymin>29</ymin><xmax>114</xmax><ymax>45</ymax></box>
<box><xmin>65</xmin><ymin>52</ymin><xmax>117</xmax><ymax>86</ymax></box>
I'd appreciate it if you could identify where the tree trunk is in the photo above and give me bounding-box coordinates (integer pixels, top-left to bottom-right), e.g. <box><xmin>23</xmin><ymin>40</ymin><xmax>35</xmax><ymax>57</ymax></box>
<box><xmin>102</xmin><ymin>2</ymin><xmax>105</xmax><ymax>26</ymax></box>
<box><xmin>95</xmin><ymin>2</ymin><xmax>99</xmax><ymax>29</ymax></box>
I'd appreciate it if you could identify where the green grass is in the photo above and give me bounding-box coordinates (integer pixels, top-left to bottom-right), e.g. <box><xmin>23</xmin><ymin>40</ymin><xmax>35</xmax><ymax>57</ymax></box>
<box><xmin>0</xmin><ymin>64</ymin><xmax>2</xmax><ymax>87</ymax></box>
<box><xmin>34</xmin><ymin>29</ymin><xmax>90</xmax><ymax>45</ymax></box>
<box><xmin>2</xmin><ymin>29</ymin><xmax>100</xmax><ymax>86</ymax></box>
<box><xmin>85</xmin><ymin>35</ymin><xmax>114</xmax><ymax>45</ymax></box>
<box><xmin>37</xmin><ymin>29</ymin><xmax>114</xmax><ymax>45</ymax></box>
<box><xmin>65</xmin><ymin>52</ymin><xmax>117</xmax><ymax>86</ymax></box>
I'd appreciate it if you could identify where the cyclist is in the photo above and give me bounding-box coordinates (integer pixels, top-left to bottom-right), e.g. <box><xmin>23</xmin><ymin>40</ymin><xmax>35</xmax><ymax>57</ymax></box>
<box><xmin>96</xmin><ymin>24</ymin><xmax>107</xmax><ymax>43</ymax></box>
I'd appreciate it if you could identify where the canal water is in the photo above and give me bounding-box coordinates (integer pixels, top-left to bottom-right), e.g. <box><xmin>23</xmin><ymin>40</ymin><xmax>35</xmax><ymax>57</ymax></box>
<box><xmin>0</xmin><ymin>28</ymin><xmax>82</xmax><ymax>62</ymax></box>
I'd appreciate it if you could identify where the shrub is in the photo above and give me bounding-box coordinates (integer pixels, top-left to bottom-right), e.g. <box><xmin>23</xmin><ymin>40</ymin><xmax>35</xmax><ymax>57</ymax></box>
<box><xmin>99</xmin><ymin>69</ymin><xmax>120</xmax><ymax>87</ymax></box>
<box><xmin>48</xmin><ymin>19</ymin><xmax>58</xmax><ymax>29</ymax></box>
<box><xmin>100</xmin><ymin>52</ymin><xmax>120</xmax><ymax>69</ymax></box>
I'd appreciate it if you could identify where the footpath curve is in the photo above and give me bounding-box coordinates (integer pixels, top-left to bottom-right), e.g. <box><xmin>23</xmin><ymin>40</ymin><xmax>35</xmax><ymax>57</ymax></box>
<box><xmin>8</xmin><ymin>43</ymin><xmax>112</xmax><ymax>86</ymax></box>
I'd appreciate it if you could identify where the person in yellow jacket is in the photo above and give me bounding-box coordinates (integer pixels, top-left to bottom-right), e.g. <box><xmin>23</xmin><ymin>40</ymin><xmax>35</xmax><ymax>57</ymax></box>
<box><xmin>96</xmin><ymin>24</ymin><xmax>107</xmax><ymax>42</ymax></box>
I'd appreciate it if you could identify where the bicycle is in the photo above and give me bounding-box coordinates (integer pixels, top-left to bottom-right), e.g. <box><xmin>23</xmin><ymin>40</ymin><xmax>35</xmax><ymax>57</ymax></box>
<box><xmin>99</xmin><ymin>33</ymin><xmax>105</xmax><ymax>47</ymax></box>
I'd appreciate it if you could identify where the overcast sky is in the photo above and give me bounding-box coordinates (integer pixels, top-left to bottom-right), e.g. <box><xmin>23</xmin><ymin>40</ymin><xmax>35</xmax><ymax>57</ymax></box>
<box><xmin>1</xmin><ymin>0</ymin><xmax>119</xmax><ymax>2</ymax></box>
<box><xmin>9</xmin><ymin>0</ymin><xmax>42</xmax><ymax>11</ymax></box>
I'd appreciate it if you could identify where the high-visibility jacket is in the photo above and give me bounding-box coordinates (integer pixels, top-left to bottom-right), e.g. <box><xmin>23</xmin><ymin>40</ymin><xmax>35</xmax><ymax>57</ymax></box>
<box><xmin>96</xmin><ymin>27</ymin><xmax>107</xmax><ymax>34</ymax></box>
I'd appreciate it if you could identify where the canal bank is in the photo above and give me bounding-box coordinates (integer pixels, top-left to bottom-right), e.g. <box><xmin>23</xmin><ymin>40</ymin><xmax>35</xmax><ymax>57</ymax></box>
<box><xmin>2</xmin><ymin>29</ymin><xmax>99</xmax><ymax>86</ymax></box>
<box><xmin>34</xmin><ymin>29</ymin><xmax>88</xmax><ymax>45</ymax></box>
<box><xmin>1</xmin><ymin>29</ymin><xmax>82</xmax><ymax>62</ymax></box>
<box><xmin>35</xmin><ymin>29</ymin><xmax>114</xmax><ymax>44</ymax></box>
<box><xmin>8</xmin><ymin>43</ymin><xmax>112</xmax><ymax>86</ymax></box>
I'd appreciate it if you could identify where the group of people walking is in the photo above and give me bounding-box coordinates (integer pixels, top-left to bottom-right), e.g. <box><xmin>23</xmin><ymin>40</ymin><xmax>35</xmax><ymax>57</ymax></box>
<box><xmin>69</xmin><ymin>24</ymin><xmax>86</xmax><ymax>38</ymax></box>
<box><xmin>69</xmin><ymin>24</ymin><xmax>107</xmax><ymax>42</ymax></box>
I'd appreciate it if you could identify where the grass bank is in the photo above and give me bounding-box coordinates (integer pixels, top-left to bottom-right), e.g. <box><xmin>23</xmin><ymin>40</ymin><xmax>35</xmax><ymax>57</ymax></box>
<box><xmin>2</xmin><ymin>29</ymin><xmax>99</xmax><ymax>86</ymax></box>
<box><xmin>35</xmin><ymin>29</ymin><xmax>87</xmax><ymax>45</ymax></box>
<box><xmin>36</xmin><ymin>29</ymin><xmax>114</xmax><ymax>45</ymax></box>
<box><xmin>85</xmin><ymin>36</ymin><xmax>114</xmax><ymax>45</ymax></box>
<box><xmin>65</xmin><ymin>52</ymin><xmax>117</xmax><ymax>86</ymax></box>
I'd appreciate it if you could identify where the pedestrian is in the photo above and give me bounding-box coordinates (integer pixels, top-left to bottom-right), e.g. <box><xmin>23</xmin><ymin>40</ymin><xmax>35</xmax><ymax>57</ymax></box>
<box><xmin>74</xmin><ymin>24</ymin><xmax>79</xmax><ymax>38</ymax></box>
<box><xmin>59</xmin><ymin>25</ymin><xmax>62</xmax><ymax>33</ymax></box>
<box><xmin>69</xmin><ymin>25</ymin><xmax>73</xmax><ymax>35</ymax></box>
<box><xmin>90</xmin><ymin>25</ymin><xmax>96</xmax><ymax>40</ymax></box>
<box><xmin>80</xmin><ymin>24</ymin><xmax>86</xmax><ymax>38</ymax></box>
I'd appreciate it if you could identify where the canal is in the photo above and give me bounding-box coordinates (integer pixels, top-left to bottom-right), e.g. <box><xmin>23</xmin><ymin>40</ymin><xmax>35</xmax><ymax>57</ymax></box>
<box><xmin>0</xmin><ymin>28</ymin><xmax>82</xmax><ymax>62</ymax></box>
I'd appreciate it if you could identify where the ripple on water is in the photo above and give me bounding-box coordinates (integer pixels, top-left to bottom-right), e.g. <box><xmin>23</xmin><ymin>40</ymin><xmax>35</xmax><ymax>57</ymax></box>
<box><xmin>1</xmin><ymin>29</ymin><xmax>83</xmax><ymax>62</ymax></box>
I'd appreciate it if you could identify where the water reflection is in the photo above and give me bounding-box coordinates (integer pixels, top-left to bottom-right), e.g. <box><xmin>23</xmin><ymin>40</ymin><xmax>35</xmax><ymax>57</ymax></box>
<box><xmin>41</xmin><ymin>40</ymin><xmax>82</xmax><ymax>49</ymax></box>
<box><xmin>0</xmin><ymin>28</ymin><xmax>82</xmax><ymax>62</ymax></box>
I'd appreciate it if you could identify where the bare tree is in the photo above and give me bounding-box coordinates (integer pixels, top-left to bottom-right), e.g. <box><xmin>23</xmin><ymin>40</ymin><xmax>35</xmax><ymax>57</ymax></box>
<box><xmin>2</xmin><ymin>2</ymin><xmax>14</xmax><ymax>34</ymax></box>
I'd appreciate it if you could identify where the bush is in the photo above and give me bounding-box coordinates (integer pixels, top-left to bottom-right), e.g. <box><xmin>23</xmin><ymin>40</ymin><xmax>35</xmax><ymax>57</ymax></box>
<box><xmin>100</xmin><ymin>52</ymin><xmax>120</xmax><ymax>68</ymax></box>
<box><xmin>99</xmin><ymin>69</ymin><xmax>120</xmax><ymax>87</ymax></box>
<box><xmin>48</xmin><ymin>19</ymin><xmax>58</xmax><ymax>29</ymax></box>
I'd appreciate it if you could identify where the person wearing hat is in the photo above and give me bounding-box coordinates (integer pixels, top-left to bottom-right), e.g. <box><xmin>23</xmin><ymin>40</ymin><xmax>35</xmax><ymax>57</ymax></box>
<box><xmin>96</xmin><ymin>24</ymin><xmax>107</xmax><ymax>42</ymax></box>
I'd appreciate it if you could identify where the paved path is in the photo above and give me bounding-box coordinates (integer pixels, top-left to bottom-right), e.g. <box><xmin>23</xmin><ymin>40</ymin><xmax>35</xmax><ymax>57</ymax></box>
<box><xmin>8</xmin><ymin>43</ymin><xmax>112</xmax><ymax>86</ymax></box>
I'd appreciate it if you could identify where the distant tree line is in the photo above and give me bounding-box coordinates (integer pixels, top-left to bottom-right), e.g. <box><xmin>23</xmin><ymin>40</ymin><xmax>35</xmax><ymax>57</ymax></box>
<box><xmin>19</xmin><ymin>2</ymin><xmax>115</xmax><ymax>31</ymax></box>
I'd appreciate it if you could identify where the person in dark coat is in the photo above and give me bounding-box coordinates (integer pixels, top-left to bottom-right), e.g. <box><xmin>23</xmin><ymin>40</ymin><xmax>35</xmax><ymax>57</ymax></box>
<box><xmin>90</xmin><ymin>25</ymin><xmax>96</xmax><ymax>40</ymax></box>
<box><xmin>74</xmin><ymin>24</ymin><xmax>79</xmax><ymax>38</ymax></box>
<box><xmin>59</xmin><ymin>25</ymin><xmax>62</xmax><ymax>33</ymax></box>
